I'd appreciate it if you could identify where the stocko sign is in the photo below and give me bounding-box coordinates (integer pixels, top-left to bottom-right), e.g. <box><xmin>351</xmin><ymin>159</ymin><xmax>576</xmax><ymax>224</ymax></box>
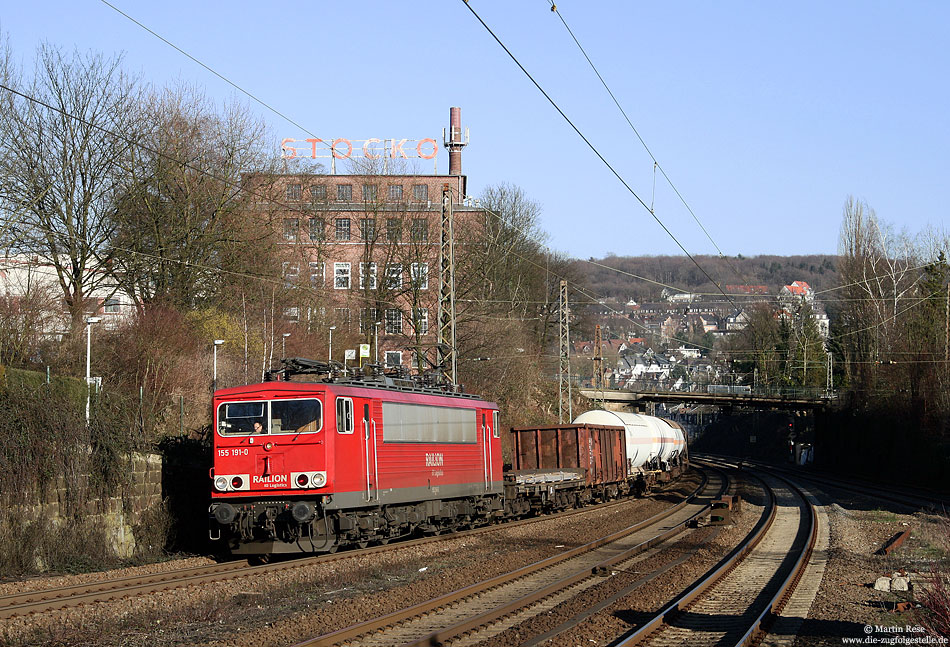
<box><xmin>281</xmin><ymin>138</ymin><xmax>439</xmax><ymax>160</ymax></box>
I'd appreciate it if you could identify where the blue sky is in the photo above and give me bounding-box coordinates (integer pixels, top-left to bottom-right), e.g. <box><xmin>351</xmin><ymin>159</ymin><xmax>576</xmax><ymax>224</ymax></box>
<box><xmin>3</xmin><ymin>1</ymin><xmax>948</xmax><ymax>259</ymax></box>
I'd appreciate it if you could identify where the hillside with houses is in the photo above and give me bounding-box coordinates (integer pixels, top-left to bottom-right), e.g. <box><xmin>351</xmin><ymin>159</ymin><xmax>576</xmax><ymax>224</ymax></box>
<box><xmin>571</xmin><ymin>270</ymin><xmax>832</xmax><ymax>392</ymax></box>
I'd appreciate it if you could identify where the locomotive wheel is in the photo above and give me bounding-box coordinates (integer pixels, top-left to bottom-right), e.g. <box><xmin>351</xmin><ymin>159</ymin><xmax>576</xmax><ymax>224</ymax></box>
<box><xmin>248</xmin><ymin>554</ymin><xmax>271</xmax><ymax>566</ymax></box>
<box><xmin>356</xmin><ymin>540</ymin><xmax>369</xmax><ymax>549</ymax></box>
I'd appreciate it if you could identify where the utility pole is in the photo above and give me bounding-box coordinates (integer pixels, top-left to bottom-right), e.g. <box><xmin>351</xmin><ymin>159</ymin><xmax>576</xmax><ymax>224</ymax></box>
<box><xmin>438</xmin><ymin>184</ymin><xmax>457</xmax><ymax>387</ymax></box>
<box><xmin>592</xmin><ymin>324</ymin><xmax>604</xmax><ymax>390</ymax></box>
<box><xmin>558</xmin><ymin>280</ymin><xmax>572</xmax><ymax>423</ymax></box>
<box><xmin>826</xmin><ymin>351</ymin><xmax>833</xmax><ymax>396</ymax></box>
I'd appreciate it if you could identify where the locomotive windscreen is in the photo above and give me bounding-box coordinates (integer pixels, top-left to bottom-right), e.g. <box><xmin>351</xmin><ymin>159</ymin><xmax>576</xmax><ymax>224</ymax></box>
<box><xmin>217</xmin><ymin>399</ymin><xmax>322</xmax><ymax>435</ymax></box>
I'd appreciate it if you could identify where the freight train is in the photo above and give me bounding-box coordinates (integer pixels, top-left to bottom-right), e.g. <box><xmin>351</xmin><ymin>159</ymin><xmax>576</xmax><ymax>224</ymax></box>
<box><xmin>209</xmin><ymin>358</ymin><xmax>687</xmax><ymax>556</ymax></box>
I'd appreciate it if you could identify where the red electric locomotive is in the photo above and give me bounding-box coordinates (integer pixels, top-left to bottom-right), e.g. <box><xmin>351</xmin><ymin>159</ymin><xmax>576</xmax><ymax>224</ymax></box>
<box><xmin>209</xmin><ymin>359</ymin><xmax>503</xmax><ymax>556</ymax></box>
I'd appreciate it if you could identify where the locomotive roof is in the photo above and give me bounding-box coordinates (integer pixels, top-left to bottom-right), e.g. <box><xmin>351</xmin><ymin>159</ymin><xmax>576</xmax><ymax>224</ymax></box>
<box><xmin>215</xmin><ymin>379</ymin><xmax>495</xmax><ymax>405</ymax></box>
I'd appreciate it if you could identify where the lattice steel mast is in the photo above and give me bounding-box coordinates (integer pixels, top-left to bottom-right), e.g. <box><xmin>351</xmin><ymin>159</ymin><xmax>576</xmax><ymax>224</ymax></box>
<box><xmin>438</xmin><ymin>184</ymin><xmax>457</xmax><ymax>387</ymax></box>
<box><xmin>558</xmin><ymin>280</ymin><xmax>572</xmax><ymax>422</ymax></box>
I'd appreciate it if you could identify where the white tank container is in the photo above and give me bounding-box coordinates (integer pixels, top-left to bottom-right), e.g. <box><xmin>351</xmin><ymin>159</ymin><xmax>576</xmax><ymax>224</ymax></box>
<box><xmin>649</xmin><ymin>416</ymin><xmax>686</xmax><ymax>463</ymax></box>
<box><xmin>573</xmin><ymin>410</ymin><xmax>686</xmax><ymax>473</ymax></box>
<box><xmin>573</xmin><ymin>410</ymin><xmax>660</xmax><ymax>473</ymax></box>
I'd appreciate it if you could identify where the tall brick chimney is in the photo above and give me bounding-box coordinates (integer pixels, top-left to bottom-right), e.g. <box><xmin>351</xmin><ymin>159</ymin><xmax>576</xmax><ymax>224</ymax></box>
<box><xmin>444</xmin><ymin>107</ymin><xmax>468</xmax><ymax>176</ymax></box>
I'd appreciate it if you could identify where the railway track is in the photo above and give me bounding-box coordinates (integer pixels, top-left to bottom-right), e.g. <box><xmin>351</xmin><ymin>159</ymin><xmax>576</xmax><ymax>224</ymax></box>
<box><xmin>703</xmin><ymin>453</ymin><xmax>948</xmax><ymax>512</ymax></box>
<box><xmin>292</xmin><ymin>465</ymin><xmax>727</xmax><ymax>647</ymax></box>
<box><xmin>0</xmin><ymin>473</ymin><xmax>703</xmax><ymax>620</ymax></box>
<box><xmin>615</xmin><ymin>465</ymin><xmax>816</xmax><ymax>646</ymax></box>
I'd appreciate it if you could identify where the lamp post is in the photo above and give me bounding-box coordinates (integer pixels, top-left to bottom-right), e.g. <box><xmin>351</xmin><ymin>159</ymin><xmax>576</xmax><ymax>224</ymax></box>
<box><xmin>282</xmin><ymin>332</ymin><xmax>291</xmax><ymax>359</ymax></box>
<box><xmin>374</xmin><ymin>320</ymin><xmax>382</xmax><ymax>363</ymax></box>
<box><xmin>328</xmin><ymin>325</ymin><xmax>336</xmax><ymax>363</ymax></box>
<box><xmin>213</xmin><ymin>339</ymin><xmax>225</xmax><ymax>391</ymax></box>
<box><xmin>85</xmin><ymin>316</ymin><xmax>102</xmax><ymax>424</ymax></box>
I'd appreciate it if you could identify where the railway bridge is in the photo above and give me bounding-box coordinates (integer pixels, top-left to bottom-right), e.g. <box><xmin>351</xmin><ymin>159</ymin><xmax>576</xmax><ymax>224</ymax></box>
<box><xmin>579</xmin><ymin>387</ymin><xmax>835</xmax><ymax>415</ymax></box>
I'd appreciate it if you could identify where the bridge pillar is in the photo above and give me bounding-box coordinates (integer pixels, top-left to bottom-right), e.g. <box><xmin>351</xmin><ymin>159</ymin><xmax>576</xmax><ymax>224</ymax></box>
<box><xmin>606</xmin><ymin>401</ymin><xmax>643</xmax><ymax>414</ymax></box>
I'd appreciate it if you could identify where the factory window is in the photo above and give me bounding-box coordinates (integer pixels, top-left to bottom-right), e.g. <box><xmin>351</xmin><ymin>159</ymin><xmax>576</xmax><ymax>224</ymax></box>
<box><xmin>385</xmin><ymin>308</ymin><xmax>402</xmax><ymax>334</ymax></box>
<box><xmin>309</xmin><ymin>262</ymin><xmax>324</xmax><ymax>287</ymax></box>
<box><xmin>385</xmin><ymin>351</ymin><xmax>403</xmax><ymax>368</ymax></box>
<box><xmin>413</xmin><ymin>308</ymin><xmax>428</xmax><ymax>335</ymax></box>
<box><xmin>334</xmin><ymin>263</ymin><xmax>351</xmax><ymax>290</ymax></box>
<box><xmin>337</xmin><ymin>184</ymin><xmax>352</xmax><ymax>201</ymax></box>
<box><xmin>283</xmin><ymin>306</ymin><xmax>300</xmax><ymax>322</ymax></box>
<box><xmin>410</xmin><ymin>263</ymin><xmax>428</xmax><ymax>290</ymax></box>
<box><xmin>335</xmin><ymin>218</ymin><xmax>350</xmax><ymax>241</ymax></box>
<box><xmin>310</xmin><ymin>184</ymin><xmax>327</xmax><ymax>202</ymax></box>
<box><xmin>360</xmin><ymin>218</ymin><xmax>376</xmax><ymax>241</ymax></box>
<box><xmin>410</xmin><ymin>218</ymin><xmax>428</xmax><ymax>242</ymax></box>
<box><xmin>309</xmin><ymin>217</ymin><xmax>325</xmax><ymax>241</ymax></box>
<box><xmin>412</xmin><ymin>184</ymin><xmax>428</xmax><ymax>201</ymax></box>
<box><xmin>104</xmin><ymin>298</ymin><xmax>121</xmax><ymax>313</ymax></box>
<box><xmin>282</xmin><ymin>262</ymin><xmax>299</xmax><ymax>286</ymax></box>
<box><xmin>285</xmin><ymin>183</ymin><xmax>302</xmax><ymax>201</ymax></box>
<box><xmin>359</xmin><ymin>308</ymin><xmax>380</xmax><ymax>334</ymax></box>
<box><xmin>388</xmin><ymin>184</ymin><xmax>403</xmax><ymax>200</ymax></box>
<box><xmin>359</xmin><ymin>262</ymin><xmax>377</xmax><ymax>290</ymax></box>
<box><xmin>334</xmin><ymin>307</ymin><xmax>351</xmax><ymax>328</ymax></box>
<box><xmin>283</xmin><ymin>218</ymin><xmax>299</xmax><ymax>241</ymax></box>
<box><xmin>385</xmin><ymin>264</ymin><xmax>402</xmax><ymax>289</ymax></box>
<box><xmin>387</xmin><ymin>218</ymin><xmax>402</xmax><ymax>242</ymax></box>
<box><xmin>362</xmin><ymin>184</ymin><xmax>378</xmax><ymax>202</ymax></box>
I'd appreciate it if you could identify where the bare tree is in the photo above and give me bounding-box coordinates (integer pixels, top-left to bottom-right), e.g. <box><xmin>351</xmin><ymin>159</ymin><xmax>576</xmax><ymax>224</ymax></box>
<box><xmin>110</xmin><ymin>84</ymin><xmax>275</xmax><ymax>310</ymax></box>
<box><xmin>0</xmin><ymin>45</ymin><xmax>139</xmax><ymax>330</ymax></box>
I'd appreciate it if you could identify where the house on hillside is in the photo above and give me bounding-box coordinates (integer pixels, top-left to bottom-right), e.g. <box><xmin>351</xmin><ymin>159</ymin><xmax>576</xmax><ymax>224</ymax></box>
<box><xmin>780</xmin><ymin>280</ymin><xmax>814</xmax><ymax>304</ymax></box>
<box><xmin>669</xmin><ymin>345</ymin><xmax>702</xmax><ymax>360</ymax></box>
<box><xmin>660</xmin><ymin>314</ymin><xmax>688</xmax><ymax>343</ymax></box>
<box><xmin>779</xmin><ymin>280</ymin><xmax>830</xmax><ymax>338</ymax></box>
<box><xmin>723</xmin><ymin>309</ymin><xmax>750</xmax><ymax>332</ymax></box>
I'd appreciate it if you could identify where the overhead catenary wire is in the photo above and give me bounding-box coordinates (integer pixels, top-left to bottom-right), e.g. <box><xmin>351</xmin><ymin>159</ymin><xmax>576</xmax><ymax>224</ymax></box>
<box><xmin>544</xmin><ymin>0</ymin><xmax>752</xmax><ymax>289</ymax></box>
<box><xmin>459</xmin><ymin>1</ymin><xmax>746</xmax><ymax>311</ymax></box>
<box><xmin>98</xmin><ymin>0</ymin><xmax>336</xmax><ymax>157</ymax></box>
<box><xmin>90</xmin><ymin>0</ymin><xmax>948</xmax><ymax>328</ymax></box>
<box><xmin>63</xmin><ymin>3</ymin><xmax>754</xmax><ymax>304</ymax></box>
<box><xmin>5</xmin><ymin>24</ymin><xmax>944</xmax><ymax>376</ymax></box>
<box><xmin>0</xmin><ymin>77</ymin><xmax>931</xmax><ymax>362</ymax></box>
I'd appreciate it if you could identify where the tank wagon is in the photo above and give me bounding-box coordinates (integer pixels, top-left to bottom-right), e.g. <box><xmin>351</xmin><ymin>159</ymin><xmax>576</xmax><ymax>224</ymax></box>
<box><xmin>209</xmin><ymin>358</ymin><xmax>687</xmax><ymax>556</ymax></box>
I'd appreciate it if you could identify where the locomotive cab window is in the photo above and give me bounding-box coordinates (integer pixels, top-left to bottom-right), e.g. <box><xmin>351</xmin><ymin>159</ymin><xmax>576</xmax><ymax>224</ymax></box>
<box><xmin>492</xmin><ymin>411</ymin><xmax>500</xmax><ymax>438</ymax></box>
<box><xmin>217</xmin><ymin>399</ymin><xmax>322</xmax><ymax>435</ymax></box>
<box><xmin>217</xmin><ymin>401</ymin><xmax>265</xmax><ymax>435</ymax></box>
<box><xmin>336</xmin><ymin>398</ymin><xmax>354</xmax><ymax>434</ymax></box>
<box><xmin>271</xmin><ymin>399</ymin><xmax>322</xmax><ymax>434</ymax></box>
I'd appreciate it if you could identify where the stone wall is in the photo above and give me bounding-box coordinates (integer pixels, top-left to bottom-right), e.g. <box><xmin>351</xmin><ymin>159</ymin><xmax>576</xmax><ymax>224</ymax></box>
<box><xmin>29</xmin><ymin>452</ymin><xmax>163</xmax><ymax>559</ymax></box>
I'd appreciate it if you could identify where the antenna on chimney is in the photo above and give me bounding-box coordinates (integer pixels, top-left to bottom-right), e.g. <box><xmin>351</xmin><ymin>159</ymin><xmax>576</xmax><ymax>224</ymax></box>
<box><xmin>442</xmin><ymin>107</ymin><xmax>469</xmax><ymax>176</ymax></box>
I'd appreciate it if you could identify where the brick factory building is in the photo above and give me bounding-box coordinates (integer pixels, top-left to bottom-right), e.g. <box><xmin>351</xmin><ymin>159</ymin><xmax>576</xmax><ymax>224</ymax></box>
<box><xmin>248</xmin><ymin>107</ymin><xmax>482</xmax><ymax>371</ymax></box>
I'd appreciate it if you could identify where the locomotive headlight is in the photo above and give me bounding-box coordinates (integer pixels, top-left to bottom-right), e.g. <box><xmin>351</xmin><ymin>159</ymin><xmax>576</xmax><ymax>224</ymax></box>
<box><xmin>214</xmin><ymin>476</ymin><xmax>228</xmax><ymax>491</ymax></box>
<box><xmin>295</xmin><ymin>473</ymin><xmax>310</xmax><ymax>487</ymax></box>
<box><xmin>310</xmin><ymin>471</ymin><xmax>327</xmax><ymax>488</ymax></box>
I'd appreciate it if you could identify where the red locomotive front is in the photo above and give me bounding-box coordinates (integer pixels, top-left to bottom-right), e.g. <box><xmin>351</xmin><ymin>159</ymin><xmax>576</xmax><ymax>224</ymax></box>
<box><xmin>210</xmin><ymin>369</ymin><xmax>503</xmax><ymax>556</ymax></box>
